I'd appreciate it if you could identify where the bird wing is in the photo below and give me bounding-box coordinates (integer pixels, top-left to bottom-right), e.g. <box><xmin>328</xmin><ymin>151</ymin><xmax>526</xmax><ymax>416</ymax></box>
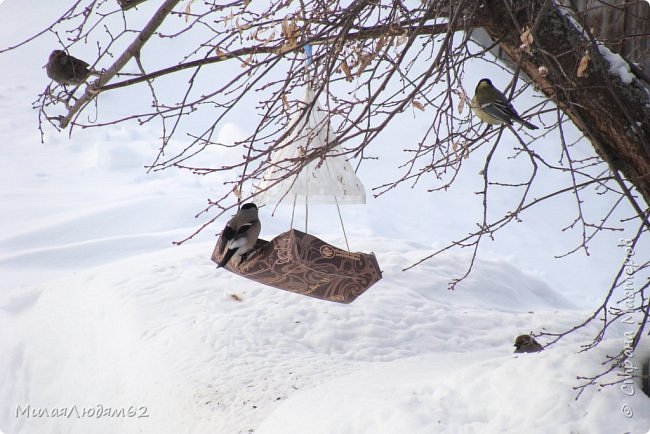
<box><xmin>236</xmin><ymin>222</ymin><xmax>255</xmax><ymax>235</ymax></box>
<box><xmin>224</xmin><ymin>219</ymin><xmax>260</xmax><ymax>248</ymax></box>
<box><xmin>482</xmin><ymin>100</ymin><xmax>538</xmax><ymax>129</ymax></box>
<box><xmin>479</xmin><ymin>100</ymin><xmax>518</xmax><ymax>125</ymax></box>
<box><xmin>218</xmin><ymin>219</ymin><xmax>260</xmax><ymax>267</ymax></box>
<box><xmin>219</xmin><ymin>225</ymin><xmax>236</xmax><ymax>253</ymax></box>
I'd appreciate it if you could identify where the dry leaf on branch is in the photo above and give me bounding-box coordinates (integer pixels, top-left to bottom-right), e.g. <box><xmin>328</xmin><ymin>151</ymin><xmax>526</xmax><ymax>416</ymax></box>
<box><xmin>183</xmin><ymin>0</ymin><xmax>194</xmax><ymax>22</ymax></box>
<box><xmin>236</xmin><ymin>18</ymin><xmax>252</xmax><ymax>33</ymax></box>
<box><xmin>520</xmin><ymin>25</ymin><xmax>534</xmax><ymax>54</ymax></box>
<box><xmin>577</xmin><ymin>51</ymin><xmax>590</xmax><ymax>78</ymax></box>
<box><xmin>395</xmin><ymin>34</ymin><xmax>408</xmax><ymax>46</ymax></box>
<box><xmin>375</xmin><ymin>35</ymin><xmax>387</xmax><ymax>54</ymax></box>
<box><xmin>457</xmin><ymin>89</ymin><xmax>466</xmax><ymax>113</ymax></box>
<box><xmin>412</xmin><ymin>100</ymin><xmax>425</xmax><ymax>111</ymax></box>
<box><xmin>281</xmin><ymin>18</ymin><xmax>298</xmax><ymax>50</ymax></box>
<box><xmin>355</xmin><ymin>52</ymin><xmax>374</xmax><ymax>77</ymax></box>
<box><xmin>340</xmin><ymin>60</ymin><xmax>353</xmax><ymax>82</ymax></box>
<box><xmin>253</xmin><ymin>28</ymin><xmax>275</xmax><ymax>43</ymax></box>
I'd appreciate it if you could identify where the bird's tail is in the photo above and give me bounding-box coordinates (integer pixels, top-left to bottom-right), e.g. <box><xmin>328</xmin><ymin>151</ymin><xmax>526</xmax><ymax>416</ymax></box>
<box><xmin>218</xmin><ymin>248</ymin><xmax>237</xmax><ymax>268</ymax></box>
<box><xmin>516</xmin><ymin>117</ymin><xmax>539</xmax><ymax>130</ymax></box>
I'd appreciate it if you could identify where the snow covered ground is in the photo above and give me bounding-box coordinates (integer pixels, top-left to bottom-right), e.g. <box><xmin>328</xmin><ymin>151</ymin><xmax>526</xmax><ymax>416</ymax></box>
<box><xmin>1</xmin><ymin>1</ymin><xmax>649</xmax><ymax>433</ymax></box>
<box><xmin>2</xmin><ymin>238</ymin><xmax>649</xmax><ymax>434</ymax></box>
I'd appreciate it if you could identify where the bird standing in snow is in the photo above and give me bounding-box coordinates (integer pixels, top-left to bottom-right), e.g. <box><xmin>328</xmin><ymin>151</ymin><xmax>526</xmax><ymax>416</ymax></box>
<box><xmin>513</xmin><ymin>334</ymin><xmax>543</xmax><ymax>353</ymax></box>
<box><xmin>217</xmin><ymin>203</ymin><xmax>261</xmax><ymax>268</ymax></box>
<box><xmin>471</xmin><ymin>78</ymin><xmax>539</xmax><ymax>130</ymax></box>
<box><xmin>45</xmin><ymin>50</ymin><xmax>96</xmax><ymax>86</ymax></box>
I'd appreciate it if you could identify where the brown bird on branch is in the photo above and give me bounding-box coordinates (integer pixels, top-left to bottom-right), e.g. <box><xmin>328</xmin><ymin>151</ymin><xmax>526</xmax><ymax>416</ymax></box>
<box><xmin>513</xmin><ymin>334</ymin><xmax>543</xmax><ymax>353</ymax></box>
<box><xmin>45</xmin><ymin>50</ymin><xmax>97</xmax><ymax>86</ymax></box>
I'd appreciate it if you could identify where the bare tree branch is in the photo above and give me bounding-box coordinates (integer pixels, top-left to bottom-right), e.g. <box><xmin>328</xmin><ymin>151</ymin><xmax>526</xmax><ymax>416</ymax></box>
<box><xmin>60</xmin><ymin>0</ymin><xmax>181</xmax><ymax>128</ymax></box>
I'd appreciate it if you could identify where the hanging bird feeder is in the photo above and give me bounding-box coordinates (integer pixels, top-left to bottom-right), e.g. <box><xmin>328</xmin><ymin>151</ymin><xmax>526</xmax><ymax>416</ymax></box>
<box><xmin>211</xmin><ymin>229</ymin><xmax>381</xmax><ymax>304</ymax></box>
<box><xmin>212</xmin><ymin>81</ymin><xmax>382</xmax><ymax>303</ymax></box>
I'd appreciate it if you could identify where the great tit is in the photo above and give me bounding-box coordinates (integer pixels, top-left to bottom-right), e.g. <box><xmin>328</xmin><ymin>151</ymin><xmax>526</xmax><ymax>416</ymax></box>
<box><xmin>471</xmin><ymin>78</ymin><xmax>539</xmax><ymax>130</ymax></box>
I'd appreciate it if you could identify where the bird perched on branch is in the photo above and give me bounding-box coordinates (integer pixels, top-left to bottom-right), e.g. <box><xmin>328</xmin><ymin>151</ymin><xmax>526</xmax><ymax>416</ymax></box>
<box><xmin>217</xmin><ymin>203</ymin><xmax>261</xmax><ymax>268</ymax></box>
<box><xmin>471</xmin><ymin>78</ymin><xmax>539</xmax><ymax>130</ymax></box>
<box><xmin>513</xmin><ymin>334</ymin><xmax>543</xmax><ymax>353</ymax></box>
<box><xmin>45</xmin><ymin>50</ymin><xmax>96</xmax><ymax>86</ymax></box>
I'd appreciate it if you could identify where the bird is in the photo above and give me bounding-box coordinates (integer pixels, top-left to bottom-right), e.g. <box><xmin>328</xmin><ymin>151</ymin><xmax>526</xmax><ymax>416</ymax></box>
<box><xmin>471</xmin><ymin>78</ymin><xmax>539</xmax><ymax>130</ymax></box>
<box><xmin>217</xmin><ymin>203</ymin><xmax>261</xmax><ymax>268</ymax></box>
<box><xmin>45</xmin><ymin>50</ymin><xmax>96</xmax><ymax>86</ymax></box>
<box><xmin>513</xmin><ymin>334</ymin><xmax>543</xmax><ymax>353</ymax></box>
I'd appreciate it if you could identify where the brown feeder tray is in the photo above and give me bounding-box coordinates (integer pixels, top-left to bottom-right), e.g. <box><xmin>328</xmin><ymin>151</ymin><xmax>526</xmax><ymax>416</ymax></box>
<box><xmin>211</xmin><ymin>229</ymin><xmax>382</xmax><ymax>303</ymax></box>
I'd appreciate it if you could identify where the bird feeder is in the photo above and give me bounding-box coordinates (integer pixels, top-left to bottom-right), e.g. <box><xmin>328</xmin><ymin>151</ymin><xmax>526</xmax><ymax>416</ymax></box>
<box><xmin>211</xmin><ymin>229</ymin><xmax>381</xmax><ymax>303</ymax></box>
<box><xmin>213</xmin><ymin>83</ymin><xmax>382</xmax><ymax>303</ymax></box>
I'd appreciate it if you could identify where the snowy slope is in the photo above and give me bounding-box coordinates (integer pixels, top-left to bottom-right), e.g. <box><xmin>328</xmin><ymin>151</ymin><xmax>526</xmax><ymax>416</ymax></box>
<box><xmin>1</xmin><ymin>1</ymin><xmax>649</xmax><ymax>433</ymax></box>
<box><xmin>1</xmin><ymin>240</ymin><xmax>649</xmax><ymax>434</ymax></box>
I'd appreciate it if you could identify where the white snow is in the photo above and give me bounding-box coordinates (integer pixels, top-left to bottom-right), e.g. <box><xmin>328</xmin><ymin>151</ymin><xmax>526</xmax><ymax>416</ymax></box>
<box><xmin>1</xmin><ymin>1</ymin><xmax>649</xmax><ymax>434</ymax></box>
<box><xmin>598</xmin><ymin>44</ymin><xmax>636</xmax><ymax>84</ymax></box>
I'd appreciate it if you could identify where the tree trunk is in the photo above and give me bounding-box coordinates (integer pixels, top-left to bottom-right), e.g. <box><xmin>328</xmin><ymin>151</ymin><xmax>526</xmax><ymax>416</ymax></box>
<box><xmin>476</xmin><ymin>0</ymin><xmax>650</xmax><ymax>205</ymax></box>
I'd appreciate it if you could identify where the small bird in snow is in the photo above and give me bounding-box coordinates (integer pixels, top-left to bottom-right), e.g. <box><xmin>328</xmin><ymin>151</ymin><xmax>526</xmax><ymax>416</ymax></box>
<box><xmin>45</xmin><ymin>50</ymin><xmax>96</xmax><ymax>86</ymax></box>
<box><xmin>513</xmin><ymin>334</ymin><xmax>543</xmax><ymax>353</ymax></box>
<box><xmin>217</xmin><ymin>203</ymin><xmax>261</xmax><ymax>268</ymax></box>
<box><xmin>471</xmin><ymin>78</ymin><xmax>539</xmax><ymax>130</ymax></box>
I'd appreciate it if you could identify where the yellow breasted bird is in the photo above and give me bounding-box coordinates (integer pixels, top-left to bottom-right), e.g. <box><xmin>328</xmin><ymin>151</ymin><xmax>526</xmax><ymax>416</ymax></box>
<box><xmin>471</xmin><ymin>78</ymin><xmax>539</xmax><ymax>130</ymax></box>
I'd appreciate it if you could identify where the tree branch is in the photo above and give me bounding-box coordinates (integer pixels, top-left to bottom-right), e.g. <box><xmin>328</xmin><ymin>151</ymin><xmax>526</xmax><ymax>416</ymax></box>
<box><xmin>60</xmin><ymin>0</ymin><xmax>181</xmax><ymax>128</ymax></box>
<box><xmin>94</xmin><ymin>21</ymin><xmax>475</xmax><ymax>94</ymax></box>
